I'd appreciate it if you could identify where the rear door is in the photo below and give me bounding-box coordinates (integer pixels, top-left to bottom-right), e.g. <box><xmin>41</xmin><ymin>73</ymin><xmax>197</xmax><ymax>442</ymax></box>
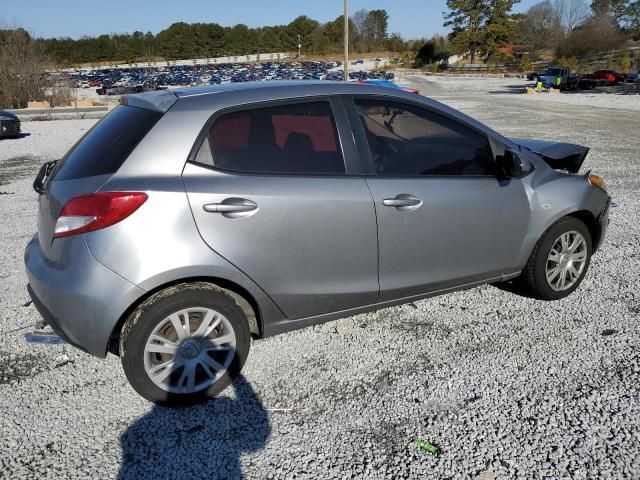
<box><xmin>182</xmin><ymin>98</ymin><xmax>378</xmax><ymax>319</ymax></box>
<box><xmin>348</xmin><ymin>97</ymin><xmax>531</xmax><ymax>300</ymax></box>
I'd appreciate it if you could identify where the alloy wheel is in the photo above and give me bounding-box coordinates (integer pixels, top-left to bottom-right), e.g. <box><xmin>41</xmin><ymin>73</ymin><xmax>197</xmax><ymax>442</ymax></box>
<box><xmin>143</xmin><ymin>307</ymin><xmax>236</xmax><ymax>394</ymax></box>
<box><xmin>545</xmin><ymin>230</ymin><xmax>588</xmax><ymax>291</ymax></box>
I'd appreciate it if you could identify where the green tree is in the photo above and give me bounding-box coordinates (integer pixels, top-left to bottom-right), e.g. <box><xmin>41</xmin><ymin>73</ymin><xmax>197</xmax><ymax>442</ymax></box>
<box><xmin>36</xmin><ymin>12</ymin><xmax>397</xmax><ymax>65</ymax></box>
<box><xmin>444</xmin><ymin>0</ymin><xmax>488</xmax><ymax>64</ymax></box>
<box><xmin>364</xmin><ymin>9</ymin><xmax>389</xmax><ymax>50</ymax></box>
<box><xmin>285</xmin><ymin>16</ymin><xmax>319</xmax><ymax>53</ymax></box>
<box><xmin>414</xmin><ymin>35</ymin><xmax>451</xmax><ymax>65</ymax></box>
<box><xmin>591</xmin><ymin>0</ymin><xmax>629</xmax><ymax>17</ymax></box>
<box><xmin>619</xmin><ymin>52</ymin><xmax>631</xmax><ymax>71</ymax></box>
<box><xmin>484</xmin><ymin>0</ymin><xmax>521</xmax><ymax>59</ymax></box>
<box><xmin>387</xmin><ymin>33</ymin><xmax>407</xmax><ymax>52</ymax></box>
<box><xmin>156</xmin><ymin>22</ymin><xmax>197</xmax><ymax>59</ymax></box>
<box><xmin>349</xmin><ymin>9</ymin><xmax>390</xmax><ymax>52</ymax></box>
<box><xmin>592</xmin><ymin>0</ymin><xmax>639</xmax><ymax>37</ymax></box>
<box><xmin>444</xmin><ymin>0</ymin><xmax>520</xmax><ymax>63</ymax></box>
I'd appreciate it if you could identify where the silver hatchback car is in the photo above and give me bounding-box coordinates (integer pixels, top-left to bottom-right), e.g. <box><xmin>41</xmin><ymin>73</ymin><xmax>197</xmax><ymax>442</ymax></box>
<box><xmin>25</xmin><ymin>81</ymin><xmax>610</xmax><ymax>405</ymax></box>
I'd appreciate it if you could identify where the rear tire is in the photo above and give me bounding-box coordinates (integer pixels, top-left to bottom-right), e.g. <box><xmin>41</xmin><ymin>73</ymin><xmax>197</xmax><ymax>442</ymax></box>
<box><xmin>518</xmin><ymin>217</ymin><xmax>592</xmax><ymax>300</ymax></box>
<box><xmin>120</xmin><ymin>282</ymin><xmax>250</xmax><ymax>406</ymax></box>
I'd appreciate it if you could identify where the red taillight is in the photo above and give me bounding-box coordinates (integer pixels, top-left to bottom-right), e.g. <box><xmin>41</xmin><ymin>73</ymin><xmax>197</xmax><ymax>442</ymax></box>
<box><xmin>53</xmin><ymin>192</ymin><xmax>148</xmax><ymax>238</ymax></box>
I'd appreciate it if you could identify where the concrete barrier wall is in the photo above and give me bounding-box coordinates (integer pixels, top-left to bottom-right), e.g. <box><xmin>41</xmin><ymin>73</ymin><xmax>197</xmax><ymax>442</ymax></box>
<box><xmin>64</xmin><ymin>52</ymin><xmax>298</xmax><ymax>71</ymax></box>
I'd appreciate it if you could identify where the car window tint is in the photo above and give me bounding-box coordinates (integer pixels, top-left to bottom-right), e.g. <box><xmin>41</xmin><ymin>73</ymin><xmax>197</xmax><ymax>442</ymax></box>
<box><xmin>355</xmin><ymin>100</ymin><xmax>494</xmax><ymax>176</ymax></box>
<box><xmin>204</xmin><ymin>101</ymin><xmax>345</xmax><ymax>175</ymax></box>
<box><xmin>53</xmin><ymin>105</ymin><xmax>162</xmax><ymax>181</ymax></box>
<box><xmin>211</xmin><ymin>114</ymin><xmax>250</xmax><ymax>151</ymax></box>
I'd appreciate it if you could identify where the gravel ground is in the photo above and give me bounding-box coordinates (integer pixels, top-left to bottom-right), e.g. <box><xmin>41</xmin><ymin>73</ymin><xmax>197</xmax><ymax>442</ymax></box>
<box><xmin>1</xmin><ymin>77</ymin><xmax>638</xmax><ymax>479</ymax></box>
<box><xmin>400</xmin><ymin>74</ymin><xmax>640</xmax><ymax>111</ymax></box>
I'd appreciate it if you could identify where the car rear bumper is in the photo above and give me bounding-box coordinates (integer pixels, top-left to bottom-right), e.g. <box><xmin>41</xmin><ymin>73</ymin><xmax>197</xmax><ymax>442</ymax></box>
<box><xmin>24</xmin><ymin>234</ymin><xmax>145</xmax><ymax>357</ymax></box>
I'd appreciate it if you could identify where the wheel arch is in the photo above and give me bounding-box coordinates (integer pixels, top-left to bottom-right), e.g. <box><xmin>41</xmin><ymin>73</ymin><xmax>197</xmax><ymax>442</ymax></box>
<box><xmin>519</xmin><ymin>208</ymin><xmax>601</xmax><ymax>271</ymax></box>
<box><xmin>107</xmin><ymin>276</ymin><xmax>262</xmax><ymax>356</ymax></box>
<box><xmin>566</xmin><ymin>210</ymin><xmax>601</xmax><ymax>252</ymax></box>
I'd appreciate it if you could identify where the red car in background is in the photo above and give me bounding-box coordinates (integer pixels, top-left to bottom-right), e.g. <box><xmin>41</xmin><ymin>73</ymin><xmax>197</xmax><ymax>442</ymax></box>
<box><xmin>591</xmin><ymin>70</ymin><xmax>625</xmax><ymax>85</ymax></box>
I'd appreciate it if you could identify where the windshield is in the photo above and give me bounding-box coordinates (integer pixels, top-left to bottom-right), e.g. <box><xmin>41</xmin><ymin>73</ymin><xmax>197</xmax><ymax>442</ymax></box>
<box><xmin>545</xmin><ymin>68</ymin><xmax>564</xmax><ymax>76</ymax></box>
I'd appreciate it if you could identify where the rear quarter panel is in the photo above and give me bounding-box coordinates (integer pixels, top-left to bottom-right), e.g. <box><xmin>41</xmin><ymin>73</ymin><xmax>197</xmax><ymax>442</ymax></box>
<box><xmin>85</xmin><ymin>100</ymin><xmax>286</xmax><ymax>334</ymax></box>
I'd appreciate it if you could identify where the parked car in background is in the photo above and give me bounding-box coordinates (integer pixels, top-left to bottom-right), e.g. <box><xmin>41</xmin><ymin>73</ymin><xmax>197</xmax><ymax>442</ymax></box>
<box><xmin>537</xmin><ymin>67</ymin><xmax>579</xmax><ymax>90</ymax></box>
<box><xmin>25</xmin><ymin>81</ymin><xmax>610</xmax><ymax>406</ymax></box>
<box><xmin>624</xmin><ymin>72</ymin><xmax>640</xmax><ymax>83</ymax></box>
<box><xmin>527</xmin><ymin>70</ymin><xmax>544</xmax><ymax>81</ymax></box>
<box><xmin>0</xmin><ymin>110</ymin><xmax>21</xmax><ymax>138</ymax></box>
<box><xmin>63</xmin><ymin>60</ymin><xmax>392</xmax><ymax>92</ymax></box>
<box><xmin>591</xmin><ymin>70</ymin><xmax>625</xmax><ymax>85</ymax></box>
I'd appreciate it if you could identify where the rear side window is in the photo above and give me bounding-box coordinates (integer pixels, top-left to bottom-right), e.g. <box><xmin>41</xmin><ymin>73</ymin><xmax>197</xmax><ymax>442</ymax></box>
<box><xmin>199</xmin><ymin>101</ymin><xmax>345</xmax><ymax>175</ymax></box>
<box><xmin>53</xmin><ymin>105</ymin><xmax>162</xmax><ymax>181</ymax></box>
<box><xmin>355</xmin><ymin>100</ymin><xmax>494</xmax><ymax>176</ymax></box>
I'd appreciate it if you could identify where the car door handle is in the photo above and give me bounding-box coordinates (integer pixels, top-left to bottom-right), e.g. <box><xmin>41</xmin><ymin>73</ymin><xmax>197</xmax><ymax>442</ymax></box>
<box><xmin>204</xmin><ymin>203</ymin><xmax>256</xmax><ymax>213</ymax></box>
<box><xmin>383</xmin><ymin>198</ymin><xmax>420</xmax><ymax>207</ymax></box>
<box><xmin>382</xmin><ymin>194</ymin><xmax>422</xmax><ymax>211</ymax></box>
<box><xmin>203</xmin><ymin>198</ymin><xmax>258</xmax><ymax>217</ymax></box>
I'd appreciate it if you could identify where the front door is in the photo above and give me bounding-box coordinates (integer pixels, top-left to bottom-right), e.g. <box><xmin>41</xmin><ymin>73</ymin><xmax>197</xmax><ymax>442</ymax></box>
<box><xmin>352</xmin><ymin>98</ymin><xmax>531</xmax><ymax>300</ymax></box>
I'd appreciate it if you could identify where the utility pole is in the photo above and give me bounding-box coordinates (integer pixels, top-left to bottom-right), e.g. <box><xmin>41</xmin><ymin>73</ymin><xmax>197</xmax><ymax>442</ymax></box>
<box><xmin>344</xmin><ymin>0</ymin><xmax>349</xmax><ymax>81</ymax></box>
<box><xmin>298</xmin><ymin>34</ymin><xmax>302</xmax><ymax>59</ymax></box>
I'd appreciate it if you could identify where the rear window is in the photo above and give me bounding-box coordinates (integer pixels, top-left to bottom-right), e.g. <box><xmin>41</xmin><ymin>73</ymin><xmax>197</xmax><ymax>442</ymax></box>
<box><xmin>53</xmin><ymin>105</ymin><xmax>162</xmax><ymax>181</ymax></box>
<box><xmin>199</xmin><ymin>101</ymin><xmax>345</xmax><ymax>175</ymax></box>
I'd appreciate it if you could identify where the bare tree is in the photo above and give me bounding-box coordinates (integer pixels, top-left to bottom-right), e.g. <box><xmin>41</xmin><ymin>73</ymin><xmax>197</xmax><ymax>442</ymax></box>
<box><xmin>351</xmin><ymin>9</ymin><xmax>369</xmax><ymax>52</ymax></box>
<box><xmin>0</xmin><ymin>24</ymin><xmax>50</xmax><ymax>109</ymax></box>
<box><xmin>518</xmin><ymin>1</ymin><xmax>564</xmax><ymax>54</ymax></box>
<box><xmin>556</xmin><ymin>13</ymin><xmax>626</xmax><ymax>57</ymax></box>
<box><xmin>553</xmin><ymin>0</ymin><xmax>590</xmax><ymax>31</ymax></box>
<box><xmin>352</xmin><ymin>8</ymin><xmax>369</xmax><ymax>39</ymax></box>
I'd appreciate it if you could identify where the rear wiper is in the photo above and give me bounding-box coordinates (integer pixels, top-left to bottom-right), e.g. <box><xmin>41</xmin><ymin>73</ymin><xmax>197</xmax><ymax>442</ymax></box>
<box><xmin>33</xmin><ymin>160</ymin><xmax>58</xmax><ymax>194</ymax></box>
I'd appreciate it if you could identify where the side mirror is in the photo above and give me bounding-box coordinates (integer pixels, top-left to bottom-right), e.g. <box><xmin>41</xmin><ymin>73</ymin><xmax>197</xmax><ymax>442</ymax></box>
<box><xmin>496</xmin><ymin>149</ymin><xmax>529</xmax><ymax>178</ymax></box>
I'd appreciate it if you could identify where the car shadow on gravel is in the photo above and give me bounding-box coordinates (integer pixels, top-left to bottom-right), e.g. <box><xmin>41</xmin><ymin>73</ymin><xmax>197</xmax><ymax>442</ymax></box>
<box><xmin>0</xmin><ymin>155</ymin><xmax>44</xmax><ymax>187</ymax></box>
<box><xmin>0</xmin><ymin>132</ymin><xmax>30</xmax><ymax>140</ymax></box>
<box><xmin>117</xmin><ymin>375</ymin><xmax>270</xmax><ymax>480</ymax></box>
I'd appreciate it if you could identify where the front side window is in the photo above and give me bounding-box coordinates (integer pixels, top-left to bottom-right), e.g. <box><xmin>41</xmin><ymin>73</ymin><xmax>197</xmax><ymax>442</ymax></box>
<box><xmin>355</xmin><ymin>100</ymin><xmax>494</xmax><ymax>176</ymax></box>
<box><xmin>201</xmin><ymin>101</ymin><xmax>345</xmax><ymax>175</ymax></box>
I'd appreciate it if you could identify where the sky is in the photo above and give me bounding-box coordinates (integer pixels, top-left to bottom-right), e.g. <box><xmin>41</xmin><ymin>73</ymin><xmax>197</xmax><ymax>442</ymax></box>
<box><xmin>2</xmin><ymin>0</ymin><xmax>542</xmax><ymax>40</ymax></box>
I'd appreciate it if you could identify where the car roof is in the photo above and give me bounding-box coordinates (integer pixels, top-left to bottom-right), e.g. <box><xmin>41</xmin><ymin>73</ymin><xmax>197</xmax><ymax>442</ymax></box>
<box><xmin>170</xmin><ymin>80</ymin><xmax>388</xmax><ymax>98</ymax></box>
<box><xmin>124</xmin><ymin>80</ymin><xmax>511</xmax><ymax>148</ymax></box>
<box><xmin>125</xmin><ymin>80</ymin><xmax>415</xmax><ymax>112</ymax></box>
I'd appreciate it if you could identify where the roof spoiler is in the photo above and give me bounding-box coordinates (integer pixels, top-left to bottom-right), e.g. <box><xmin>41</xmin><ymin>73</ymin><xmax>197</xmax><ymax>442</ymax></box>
<box><xmin>120</xmin><ymin>90</ymin><xmax>177</xmax><ymax>113</ymax></box>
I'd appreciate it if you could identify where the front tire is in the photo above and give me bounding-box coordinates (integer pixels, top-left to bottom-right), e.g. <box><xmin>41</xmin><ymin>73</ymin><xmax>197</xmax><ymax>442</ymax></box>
<box><xmin>120</xmin><ymin>283</ymin><xmax>250</xmax><ymax>406</ymax></box>
<box><xmin>519</xmin><ymin>217</ymin><xmax>592</xmax><ymax>300</ymax></box>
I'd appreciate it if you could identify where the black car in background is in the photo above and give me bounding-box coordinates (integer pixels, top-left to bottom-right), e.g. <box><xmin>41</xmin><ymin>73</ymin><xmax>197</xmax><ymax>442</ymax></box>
<box><xmin>0</xmin><ymin>110</ymin><xmax>21</xmax><ymax>138</ymax></box>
